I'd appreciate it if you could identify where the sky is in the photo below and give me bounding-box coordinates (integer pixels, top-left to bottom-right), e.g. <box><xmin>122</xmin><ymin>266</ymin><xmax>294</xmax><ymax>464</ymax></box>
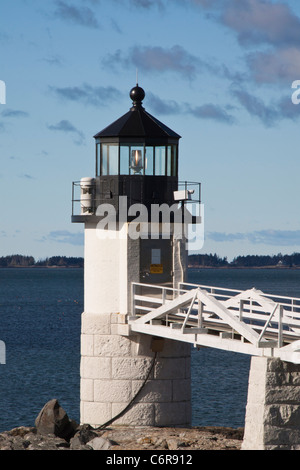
<box><xmin>1</xmin><ymin>0</ymin><xmax>300</xmax><ymax>262</ymax></box>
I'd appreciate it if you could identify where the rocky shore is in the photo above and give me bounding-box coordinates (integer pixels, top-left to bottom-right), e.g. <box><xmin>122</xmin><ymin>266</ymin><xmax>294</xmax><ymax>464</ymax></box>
<box><xmin>0</xmin><ymin>399</ymin><xmax>243</xmax><ymax>451</ymax></box>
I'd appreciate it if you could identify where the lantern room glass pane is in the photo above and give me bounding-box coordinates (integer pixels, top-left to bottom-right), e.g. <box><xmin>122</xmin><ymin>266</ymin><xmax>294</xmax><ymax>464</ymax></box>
<box><xmin>96</xmin><ymin>143</ymin><xmax>101</xmax><ymax>176</ymax></box>
<box><xmin>145</xmin><ymin>146</ymin><xmax>154</xmax><ymax>175</ymax></box>
<box><xmin>172</xmin><ymin>145</ymin><xmax>177</xmax><ymax>176</ymax></box>
<box><xmin>155</xmin><ymin>146</ymin><xmax>166</xmax><ymax>176</ymax></box>
<box><xmin>167</xmin><ymin>146</ymin><xmax>172</xmax><ymax>176</ymax></box>
<box><xmin>120</xmin><ymin>145</ymin><xmax>130</xmax><ymax>175</ymax></box>
<box><xmin>101</xmin><ymin>143</ymin><xmax>108</xmax><ymax>175</ymax></box>
<box><xmin>101</xmin><ymin>143</ymin><xmax>118</xmax><ymax>175</ymax></box>
<box><xmin>108</xmin><ymin>145</ymin><xmax>119</xmax><ymax>175</ymax></box>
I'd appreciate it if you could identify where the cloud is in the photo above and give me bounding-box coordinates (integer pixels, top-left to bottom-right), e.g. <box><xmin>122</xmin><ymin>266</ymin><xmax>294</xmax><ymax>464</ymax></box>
<box><xmin>208</xmin><ymin>232</ymin><xmax>246</xmax><ymax>243</ymax></box>
<box><xmin>50</xmin><ymin>83</ymin><xmax>121</xmax><ymax>107</ymax></box>
<box><xmin>219</xmin><ymin>1</ymin><xmax>300</xmax><ymax>91</ymax></box>
<box><xmin>146</xmin><ymin>92</ymin><xmax>181</xmax><ymax>115</ymax></box>
<box><xmin>47</xmin><ymin>119</ymin><xmax>85</xmax><ymax>145</ymax></box>
<box><xmin>110</xmin><ymin>0</ymin><xmax>164</xmax><ymax>9</ymax></box>
<box><xmin>1</xmin><ymin>108</ymin><xmax>29</xmax><ymax>118</ymax></box>
<box><xmin>103</xmin><ymin>45</ymin><xmax>213</xmax><ymax>80</ymax></box>
<box><xmin>277</xmin><ymin>94</ymin><xmax>300</xmax><ymax>121</ymax></box>
<box><xmin>53</xmin><ymin>0</ymin><xmax>100</xmax><ymax>28</ymax></box>
<box><xmin>207</xmin><ymin>230</ymin><xmax>300</xmax><ymax>247</ymax></box>
<box><xmin>231</xmin><ymin>87</ymin><xmax>300</xmax><ymax>126</ymax></box>
<box><xmin>185</xmin><ymin>0</ymin><xmax>300</xmax><ymax>89</ymax></box>
<box><xmin>190</xmin><ymin>0</ymin><xmax>300</xmax><ymax>47</ymax></box>
<box><xmin>146</xmin><ymin>92</ymin><xmax>235</xmax><ymax>124</ymax></box>
<box><xmin>45</xmin><ymin>230</ymin><xmax>84</xmax><ymax>246</ymax></box>
<box><xmin>41</xmin><ymin>55</ymin><xmax>64</xmax><ymax>67</ymax></box>
<box><xmin>132</xmin><ymin>0</ymin><xmax>163</xmax><ymax>7</ymax></box>
<box><xmin>18</xmin><ymin>173</ymin><xmax>35</xmax><ymax>180</ymax></box>
<box><xmin>221</xmin><ymin>0</ymin><xmax>300</xmax><ymax>48</ymax></box>
<box><xmin>231</xmin><ymin>88</ymin><xmax>278</xmax><ymax>126</ymax></box>
<box><xmin>246</xmin><ymin>47</ymin><xmax>300</xmax><ymax>84</ymax></box>
<box><xmin>187</xmin><ymin>103</ymin><xmax>235</xmax><ymax>124</ymax></box>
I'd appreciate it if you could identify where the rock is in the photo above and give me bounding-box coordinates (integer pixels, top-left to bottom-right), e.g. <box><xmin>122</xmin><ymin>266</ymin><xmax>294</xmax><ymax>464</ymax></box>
<box><xmin>69</xmin><ymin>424</ymin><xmax>98</xmax><ymax>450</ymax></box>
<box><xmin>35</xmin><ymin>399</ymin><xmax>78</xmax><ymax>440</ymax></box>
<box><xmin>0</xmin><ymin>425</ymin><xmax>243</xmax><ymax>451</ymax></box>
<box><xmin>69</xmin><ymin>435</ymin><xmax>93</xmax><ymax>450</ymax></box>
<box><xmin>72</xmin><ymin>424</ymin><xmax>98</xmax><ymax>445</ymax></box>
<box><xmin>152</xmin><ymin>437</ymin><xmax>168</xmax><ymax>449</ymax></box>
<box><xmin>166</xmin><ymin>438</ymin><xmax>179</xmax><ymax>450</ymax></box>
<box><xmin>86</xmin><ymin>436</ymin><xmax>116</xmax><ymax>450</ymax></box>
<box><xmin>0</xmin><ymin>400</ymin><xmax>244</xmax><ymax>451</ymax></box>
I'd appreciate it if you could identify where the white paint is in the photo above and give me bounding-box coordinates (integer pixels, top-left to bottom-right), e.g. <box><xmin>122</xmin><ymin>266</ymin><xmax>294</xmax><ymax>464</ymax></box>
<box><xmin>84</xmin><ymin>222</ymin><xmax>128</xmax><ymax>315</ymax></box>
<box><xmin>81</xmin><ymin>219</ymin><xmax>191</xmax><ymax>427</ymax></box>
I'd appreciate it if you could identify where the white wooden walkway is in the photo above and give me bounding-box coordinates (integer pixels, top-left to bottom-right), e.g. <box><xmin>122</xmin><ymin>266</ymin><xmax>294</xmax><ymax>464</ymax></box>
<box><xmin>129</xmin><ymin>282</ymin><xmax>300</xmax><ymax>364</ymax></box>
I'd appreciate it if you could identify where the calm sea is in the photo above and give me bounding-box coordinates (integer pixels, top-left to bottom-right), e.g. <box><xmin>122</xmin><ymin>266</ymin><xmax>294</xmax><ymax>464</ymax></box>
<box><xmin>0</xmin><ymin>267</ymin><xmax>300</xmax><ymax>432</ymax></box>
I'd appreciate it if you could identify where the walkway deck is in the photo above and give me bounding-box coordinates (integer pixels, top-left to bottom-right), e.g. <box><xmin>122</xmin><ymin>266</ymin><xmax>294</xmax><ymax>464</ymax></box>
<box><xmin>129</xmin><ymin>282</ymin><xmax>300</xmax><ymax>364</ymax></box>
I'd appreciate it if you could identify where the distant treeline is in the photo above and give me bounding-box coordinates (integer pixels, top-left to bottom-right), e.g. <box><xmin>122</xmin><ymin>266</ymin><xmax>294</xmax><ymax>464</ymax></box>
<box><xmin>1</xmin><ymin>253</ymin><xmax>300</xmax><ymax>268</ymax></box>
<box><xmin>188</xmin><ymin>253</ymin><xmax>300</xmax><ymax>268</ymax></box>
<box><xmin>0</xmin><ymin>255</ymin><xmax>84</xmax><ymax>268</ymax></box>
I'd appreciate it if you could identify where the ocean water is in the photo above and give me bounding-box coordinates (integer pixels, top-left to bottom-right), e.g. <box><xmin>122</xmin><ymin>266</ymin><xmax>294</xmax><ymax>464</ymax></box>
<box><xmin>0</xmin><ymin>267</ymin><xmax>300</xmax><ymax>432</ymax></box>
<box><xmin>0</xmin><ymin>268</ymin><xmax>82</xmax><ymax>433</ymax></box>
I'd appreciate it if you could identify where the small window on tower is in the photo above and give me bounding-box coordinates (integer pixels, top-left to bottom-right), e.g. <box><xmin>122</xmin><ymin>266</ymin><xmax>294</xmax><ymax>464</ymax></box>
<box><xmin>151</xmin><ymin>249</ymin><xmax>161</xmax><ymax>264</ymax></box>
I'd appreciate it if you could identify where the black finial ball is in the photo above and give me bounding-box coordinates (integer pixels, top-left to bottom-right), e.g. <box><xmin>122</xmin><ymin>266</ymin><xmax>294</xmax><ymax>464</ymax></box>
<box><xmin>130</xmin><ymin>85</ymin><xmax>145</xmax><ymax>105</ymax></box>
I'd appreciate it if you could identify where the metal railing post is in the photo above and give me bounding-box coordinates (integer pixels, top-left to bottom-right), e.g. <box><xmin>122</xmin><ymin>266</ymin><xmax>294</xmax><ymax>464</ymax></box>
<box><xmin>239</xmin><ymin>300</ymin><xmax>244</xmax><ymax>322</ymax></box>
<box><xmin>132</xmin><ymin>283</ymin><xmax>136</xmax><ymax>318</ymax></box>
<box><xmin>198</xmin><ymin>300</ymin><xmax>203</xmax><ymax>329</ymax></box>
<box><xmin>278</xmin><ymin>305</ymin><xmax>283</xmax><ymax>348</ymax></box>
<box><xmin>162</xmin><ymin>288</ymin><xmax>166</xmax><ymax>305</ymax></box>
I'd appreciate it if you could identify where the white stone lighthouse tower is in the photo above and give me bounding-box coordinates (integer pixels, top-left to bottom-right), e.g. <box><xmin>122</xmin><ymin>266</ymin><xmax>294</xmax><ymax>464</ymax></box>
<box><xmin>72</xmin><ymin>85</ymin><xmax>193</xmax><ymax>428</ymax></box>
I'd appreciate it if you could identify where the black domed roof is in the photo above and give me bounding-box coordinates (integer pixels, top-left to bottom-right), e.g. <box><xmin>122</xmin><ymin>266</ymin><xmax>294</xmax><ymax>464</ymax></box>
<box><xmin>94</xmin><ymin>85</ymin><xmax>181</xmax><ymax>142</ymax></box>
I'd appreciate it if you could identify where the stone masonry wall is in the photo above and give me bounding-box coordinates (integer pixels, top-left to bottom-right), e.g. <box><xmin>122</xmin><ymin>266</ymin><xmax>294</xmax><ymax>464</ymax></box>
<box><xmin>242</xmin><ymin>356</ymin><xmax>300</xmax><ymax>450</ymax></box>
<box><xmin>80</xmin><ymin>311</ymin><xmax>191</xmax><ymax>428</ymax></box>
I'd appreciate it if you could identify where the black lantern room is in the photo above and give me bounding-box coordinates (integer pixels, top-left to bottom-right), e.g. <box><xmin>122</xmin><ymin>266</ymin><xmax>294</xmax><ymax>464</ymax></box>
<box><xmin>93</xmin><ymin>84</ymin><xmax>181</xmax><ymax>217</ymax></box>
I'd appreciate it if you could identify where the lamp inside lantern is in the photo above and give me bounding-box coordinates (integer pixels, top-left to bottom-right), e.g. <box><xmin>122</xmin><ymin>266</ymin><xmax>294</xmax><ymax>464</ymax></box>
<box><xmin>130</xmin><ymin>149</ymin><xmax>143</xmax><ymax>174</ymax></box>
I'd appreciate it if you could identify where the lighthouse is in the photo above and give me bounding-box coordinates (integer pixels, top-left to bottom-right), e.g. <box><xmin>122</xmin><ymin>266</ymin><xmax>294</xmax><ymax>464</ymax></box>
<box><xmin>72</xmin><ymin>84</ymin><xmax>199</xmax><ymax>428</ymax></box>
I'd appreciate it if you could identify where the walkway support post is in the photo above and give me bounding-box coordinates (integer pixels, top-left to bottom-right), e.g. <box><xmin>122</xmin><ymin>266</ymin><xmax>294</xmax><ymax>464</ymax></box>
<box><xmin>242</xmin><ymin>356</ymin><xmax>300</xmax><ymax>450</ymax></box>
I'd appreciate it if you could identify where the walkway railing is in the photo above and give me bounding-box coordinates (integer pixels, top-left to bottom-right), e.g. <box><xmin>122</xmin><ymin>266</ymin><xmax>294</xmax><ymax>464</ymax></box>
<box><xmin>129</xmin><ymin>282</ymin><xmax>300</xmax><ymax>363</ymax></box>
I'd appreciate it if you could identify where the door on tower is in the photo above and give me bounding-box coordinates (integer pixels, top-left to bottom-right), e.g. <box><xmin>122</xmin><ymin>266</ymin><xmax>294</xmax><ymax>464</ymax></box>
<box><xmin>140</xmin><ymin>239</ymin><xmax>173</xmax><ymax>285</ymax></box>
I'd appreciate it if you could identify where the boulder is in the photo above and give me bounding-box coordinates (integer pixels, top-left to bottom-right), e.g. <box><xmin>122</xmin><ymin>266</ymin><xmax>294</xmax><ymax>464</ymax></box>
<box><xmin>87</xmin><ymin>436</ymin><xmax>116</xmax><ymax>450</ymax></box>
<box><xmin>70</xmin><ymin>424</ymin><xmax>98</xmax><ymax>450</ymax></box>
<box><xmin>35</xmin><ymin>399</ymin><xmax>78</xmax><ymax>440</ymax></box>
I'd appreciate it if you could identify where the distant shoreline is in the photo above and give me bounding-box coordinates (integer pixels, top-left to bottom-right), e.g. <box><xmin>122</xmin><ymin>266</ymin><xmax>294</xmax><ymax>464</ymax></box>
<box><xmin>188</xmin><ymin>265</ymin><xmax>300</xmax><ymax>270</ymax></box>
<box><xmin>1</xmin><ymin>253</ymin><xmax>300</xmax><ymax>269</ymax></box>
<box><xmin>1</xmin><ymin>265</ymin><xmax>300</xmax><ymax>270</ymax></box>
<box><xmin>0</xmin><ymin>265</ymin><xmax>83</xmax><ymax>269</ymax></box>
